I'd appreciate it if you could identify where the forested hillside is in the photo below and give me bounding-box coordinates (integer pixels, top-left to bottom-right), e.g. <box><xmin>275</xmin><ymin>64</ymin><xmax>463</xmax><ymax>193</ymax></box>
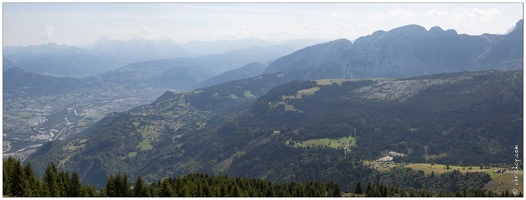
<box><xmin>24</xmin><ymin>69</ymin><xmax>522</xmax><ymax>192</ymax></box>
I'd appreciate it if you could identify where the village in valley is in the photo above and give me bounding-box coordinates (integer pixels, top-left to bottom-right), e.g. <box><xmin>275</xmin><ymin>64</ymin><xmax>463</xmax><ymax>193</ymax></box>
<box><xmin>3</xmin><ymin>87</ymin><xmax>167</xmax><ymax>161</ymax></box>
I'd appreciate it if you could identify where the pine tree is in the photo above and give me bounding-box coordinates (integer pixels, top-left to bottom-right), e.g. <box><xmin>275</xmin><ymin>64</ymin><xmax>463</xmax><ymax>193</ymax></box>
<box><xmin>181</xmin><ymin>183</ymin><xmax>191</xmax><ymax>197</ymax></box>
<box><xmin>22</xmin><ymin>162</ymin><xmax>40</xmax><ymax>197</ymax></box>
<box><xmin>264</xmin><ymin>183</ymin><xmax>275</xmax><ymax>197</ymax></box>
<box><xmin>11</xmin><ymin>158</ymin><xmax>24</xmax><ymax>197</ymax></box>
<box><xmin>408</xmin><ymin>188</ymin><xmax>416</xmax><ymax>197</ymax></box>
<box><xmin>105</xmin><ymin>174</ymin><xmax>116</xmax><ymax>197</ymax></box>
<box><xmin>354</xmin><ymin>181</ymin><xmax>363</xmax><ymax>194</ymax></box>
<box><xmin>3</xmin><ymin>160</ymin><xmax>9</xmax><ymax>196</ymax></box>
<box><xmin>379</xmin><ymin>184</ymin><xmax>387</xmax><ymax>197</ymax></box>
<box><xmin>68</xmin><ymin>171</ymin><xmax>82</xmax><ymax>197</ymax></box>
<box><xmin>58</xmin><ymin>171</ymin><xmax>70</xmax><ymax>197</ymax></box>
<box><xmin>120</xmin><ymin>173</ymin><xmax>132</xmax><ymax>196</ymax></box>
<box><xmin>133</xmin><ymin>176</ymin><xmax>149</xmax><ymax>197</ymax></box>
<box><xmin>365</xmin><ymin>181</ymin><xmax>373</xmax><ymax>196</ymax></box>
<box><xmin>159</xmin><ymin>178</ymin><xmax>176</xmax><ymax>197</ymax></box>
<box><xmin>4</xmin><ymin>156</ymin><xmax>23</xmax><ymax>197</ymax></box>
<box><xmin>330</xmin><ymin>181</ymin><xmax>340</xmax><ymax>197</ymax></box>
<box><xmin>42</xmin><ymin>162</ymin><xmax>59</xmax><ymax>197</ymax></box>
<box><xmin>175</xmin><ymin>177</ymin><xmax>185</xmax><ymax>197</ymax></box>
<box><xmin>83</xmin><ymin>184</ymin><xmax>98</xmax><ymax>197</ymax></box>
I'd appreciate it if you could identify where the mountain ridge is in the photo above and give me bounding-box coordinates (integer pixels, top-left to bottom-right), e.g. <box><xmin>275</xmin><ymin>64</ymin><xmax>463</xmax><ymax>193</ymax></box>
<box><xmin>24</xmin><ymin>69</ymin><xmax>522</xmax><ymax>190</ymax></box>
<box><xmin>263</xmin><ymin>20</ymin><xmax>522</xmax><ymax>79</ymax></box>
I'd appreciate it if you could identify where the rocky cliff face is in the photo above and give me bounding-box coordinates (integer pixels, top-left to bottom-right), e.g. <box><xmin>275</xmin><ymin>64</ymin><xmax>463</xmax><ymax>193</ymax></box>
<box><xmin>471</xmin><ymin>19</ymin><xmax>523</xmax><ymax>71</ymax></box>
<box><xmin>264</xmin><ymin>20</ymin><xmax>522</xmax><ymax>79</ymax></box>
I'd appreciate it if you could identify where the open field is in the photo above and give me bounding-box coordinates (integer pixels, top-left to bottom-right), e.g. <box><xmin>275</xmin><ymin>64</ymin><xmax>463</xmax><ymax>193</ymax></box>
<box><xmin>161</xmin><ymin>111</ymin><xmax>173</xmax><ymax>116</ymax></box>
<box><xmin>244</xmin><ymin>91</ymin><xmax>256</xmax><ymax>98</ymax></box>
<box><xmin>137</xmin><ymin>139</ymin><xmax>153</xmax><ymax>150</ymax></box>
<box><xmin>127</xmin><ymin>152</ymin><xmax>137</xmax><ymax>158</ymax></box>
<box><xmin>405</xmin><ymin>163</ymin><xmax>488</xmax><ymax>175</ymax></box>
<box><xmin>76</xmin><ymin>121</ymin><xmax>88</xmax><ymax>126</ymax></box>
<box><xmin>296</xmin><ymin>86</ymin><xmax>320</xmax><ymax>97</ymax></box>
<box><xmin>58</xmin><ymin>155</ymin><xmax>72</xmax><ymax>167</ymax></box>
<box><xmin>136</xmin><ymin>124</ymin><xmax>155</xmax><ymax>138</ymax></box>
<box><xmin>366</xmin><ymin>161</ymin><xmax>523</xmax><ymax>194</ymax></box>
<box><xmin>316</xmin><ymin>79</ymin><xmax>352</xmax><ymax>86</ymax></box>
<box><xmin>483</xmin><ymin>170</ymin><xmax>523</xmax><ymax>194</ymax></box>
<box><xmin>315</xmin><ymin>78</ymin><xmax>393</xmax><ymax>86</ymax></box>
<box><xmin>18</xmin><ymin>111</ymin><xmax>33</xmax><ymax>118</ymax></box>
<box><xmin>3</xmin><ymin>141</ymin><xmax>10</xmax><ymax>147</ymax></box>
<box><xmin>287</xmin><ymin>135</ymin><xmax>355</xmax><ymax>150</ymax></box>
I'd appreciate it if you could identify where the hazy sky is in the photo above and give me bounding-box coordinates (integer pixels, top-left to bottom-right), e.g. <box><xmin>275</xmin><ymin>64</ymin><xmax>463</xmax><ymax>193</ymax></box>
<box><xmin>2</xmin><ymin>2</ymin><xmax>523</xmax><ymax>47</ymax></box>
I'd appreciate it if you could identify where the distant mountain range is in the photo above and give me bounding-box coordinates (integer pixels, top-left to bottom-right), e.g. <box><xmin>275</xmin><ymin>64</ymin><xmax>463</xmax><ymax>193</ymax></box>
<box><xmin>264</xmin><ymin>20</ymin><xmax>523</xmax><ymax>78</ymax></box>
<box><xmin>88</xmin><ymin>38</ymin><xmax>197</xmax><ymax>62</ymax></box>
<box><xmin>3</xmin><ymin>67</ymin><xmax>92</xmax><ymax>100</ymax></box>
<box><xmin>4</xmin><ymin>19</ymin><xmax>521</xmax><ymax>86</ymax></box>
<box><xmin>4</xmin><ymin>20</ymin><xmax>522</xmax><ymax>97</ymax></box>
<box><xmin>178</xmin><ymin>37</ymin><xmax>326</xmax><ymax>55</ymax></box>
<box><xmin>2</xmin><ymin>38</ymin><xmax>322</xmax><ymax>78</ymax></box>
<box><xmin>3</xmin><ymin>43</ymin><xmax>126</xmax><ymax>77</ymax></box>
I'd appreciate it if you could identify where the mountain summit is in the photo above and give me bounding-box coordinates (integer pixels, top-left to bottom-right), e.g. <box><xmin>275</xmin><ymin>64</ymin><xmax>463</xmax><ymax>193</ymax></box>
<box><xmin>263</xmin><ymin>20</ymin><xmax>522</xmax><ymax>79</ymax></box>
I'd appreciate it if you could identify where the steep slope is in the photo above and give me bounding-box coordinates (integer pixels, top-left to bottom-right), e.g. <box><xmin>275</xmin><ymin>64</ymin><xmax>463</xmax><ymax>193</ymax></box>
<box><xmin>195</xmin><ymin>62</ymin><xmax>266</xmax><ymax>88</ymax></box>
<box><xmin>345</xmin><ymin>24</ymin><xmax>493</xmax><ymax>78</ymax></box>
<box><xmin>264</xmin><ymin>20</ymin><xmax>522</xmax><ymax>78</ymax></box>
<box><xmin>263</xmin><ymin>39</ymin><xmax>353</xmax><ymax>74</ymax></box>
<box><xmin>3</xmin><ymin>57</ymin><xmax>17</xmax><ymax>72</ymax></box>
<box><xmin>472</xmin><ymin>19</ymin><xmax>523</xmax><ymax>70</ymax></box>
<box><xmin>3</xmin><ymin>67</ymin><xmax>93</xmax><ymax>99</ymax></box>
<box><xmin>25</xmin><ymin>65</ymin><xmax>361</xmax><ymax>188</ymax></box>
<box><xmin>26</xmin><ymin>70</ymin><xmax>522</xmax><ymax>191</ymax></box>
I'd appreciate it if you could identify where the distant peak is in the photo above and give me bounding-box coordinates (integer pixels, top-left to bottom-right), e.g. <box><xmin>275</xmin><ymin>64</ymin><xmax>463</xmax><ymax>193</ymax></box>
<box><xmin>4</xmin><ymin>66</ymin><xmax>27</xmax><ymax>74</ymax></box>
<box><xmin>389</xmin><ymin>24</ymin><xmax>427</xmax><ymax>34</ymax></box>
<box><xmin>429</xmin><ymin>26</ymin><xmax>444</xmax><ymax>32</ymax></box>
<box><xmin>429</xmin><ymin>26</ymin><xmax>458</xmax><ymax>36</ymax></box>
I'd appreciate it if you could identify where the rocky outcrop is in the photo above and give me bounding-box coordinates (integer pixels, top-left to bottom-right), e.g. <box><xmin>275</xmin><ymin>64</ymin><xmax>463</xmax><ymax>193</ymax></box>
<box><xmin>472</xmin><ymin>19</ymin><xmax>523</xmax><ymax>71</ymax></box>
<box><xmin>263</xmin><ymin>20</ymin><xmax>523</xmax><ymax>79</ymax></box>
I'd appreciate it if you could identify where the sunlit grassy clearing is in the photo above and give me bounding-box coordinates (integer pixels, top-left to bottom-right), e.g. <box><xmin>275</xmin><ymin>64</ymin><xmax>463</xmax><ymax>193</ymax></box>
<box><xmin>244</xmin><ymin>91</ymin><xmax>256</xmax><ymax>98</ymax></box>
<box><xmin>128</xmin><ymin>152</ymin><xmax>138</xmax><ymax>158</ymax></box>
<box><xmin>287</xmin><ymin>135</ymin><xmax>356</xmax><ymax>149</ymax></box>
<box><xmin>137</xmin><ymin>139</ymin><xmax>153</xmax><ymax>150</ymax></box>
<box><xmin>229</xmin><ymin>94</ymin><xmax>239</xmax><ymax>99</ymax></box>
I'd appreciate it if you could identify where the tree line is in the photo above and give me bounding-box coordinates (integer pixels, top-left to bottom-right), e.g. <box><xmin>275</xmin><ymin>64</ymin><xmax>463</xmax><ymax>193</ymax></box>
<box><xmin>3</xmin><ymin>156</ymin><xmax>339</xmax><ymax>197</ymax></box>
<box><xmin>3</xmin><ymin>156</ymin><xmax>521</xmax><ymax>197</ymax></box>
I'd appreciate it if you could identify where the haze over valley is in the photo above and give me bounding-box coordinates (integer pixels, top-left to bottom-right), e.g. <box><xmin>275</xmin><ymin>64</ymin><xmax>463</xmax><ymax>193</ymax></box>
<box><xmin>2</xmin><ymin>3</ymin><xmax>523</xmax><ymax>197</ymax></box>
